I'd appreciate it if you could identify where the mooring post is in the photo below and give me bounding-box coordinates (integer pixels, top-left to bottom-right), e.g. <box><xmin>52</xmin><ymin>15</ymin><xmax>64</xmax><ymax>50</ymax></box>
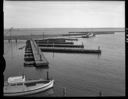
<box><xmin>99</xmin><ymin>91</ymin><xmax>102</xmax><ymax>96</ymax></box>
<box><xmin>15</xmin><ymin>39</ymin><xmax>17</xmax><ymax>43</ymax></box>
<box><xmin>98</xmin><ymin>46</ymin><xmax>100</xmax><ymax>50</ymax></box>
<box><xmin>43</xmin><ymin>32</ymin><xmax>44</xmax><ymax>40</ymax></box>
<box><xmin>63</xmin><ymin>87</ymin><xmax>66</xmax><ymax>97</ymax></box>
<box><xmin>53</xmin><ymin>43</ymin><xmax>55</xmax><ymax>58</ymax></box>
<box><xmin>47</xmin><ymin>71</ymin><xmax>49</xmax><ymax>80</ymax></box>
<box><xmin>8</xmin><ymin>39</ymin><xmax>10</xmax><ymax>43</ymax></box>
<box><xmin>40</xmin><ymin>54</ymin><xmax>42</xmax><ymax>61</ymax></box>
<box><xmin>82</xmin><ymin>42</ymin><xmax>84</xmax><ymax>48</ymax></box>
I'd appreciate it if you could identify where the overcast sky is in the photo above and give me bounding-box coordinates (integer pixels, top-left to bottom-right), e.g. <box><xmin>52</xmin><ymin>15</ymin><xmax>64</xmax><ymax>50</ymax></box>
<box><xmin>4</xmin><ymin>1</ymin><xmax>125</xmax><ymax>28</ymax></box>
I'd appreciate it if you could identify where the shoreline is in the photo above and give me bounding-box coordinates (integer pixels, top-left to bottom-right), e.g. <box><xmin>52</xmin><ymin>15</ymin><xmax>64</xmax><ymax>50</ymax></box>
<box><xmin>4</xmin><ymin>31</ymin><xmax>121</xmax><ymax>40</ymax></box>
<box><xmin>4</xmin><ymin>28</ymin><xmax>124</xmax><ymax>40</ymax></box>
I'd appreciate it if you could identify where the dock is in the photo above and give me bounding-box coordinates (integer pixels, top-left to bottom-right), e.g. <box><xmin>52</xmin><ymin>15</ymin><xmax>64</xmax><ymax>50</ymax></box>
<box><xmin>40</xmin><ymin>47</ymin><xmax>101</xmax><ymax>54</ymax></box>
<box><xmin>24</xmin><ymin>61</ymin><xmax>35</xmax><ymax>65</ymax></box>
<box><xmin>36</xmin><ymin>43</ymin><xmax>84</xmax><ymax>48</ymax></box>
<box><xmin>35</xmin><ymin>40</ymin><xmax>74</xmax><ymax>45</ymax></box>
<box><xmin>30</xmin><ymin>40</ymin><xmax>49</xmax><ymax>67</ymax></box>
<box><xmin>24</xmin><ymin>53</ymin><xmax>33</xmax><ymax>57</ymax></box>
<box><xmin>35</xmin><ymin>38</ymin><xmax>101</xmax><ymax>54</ymax></box>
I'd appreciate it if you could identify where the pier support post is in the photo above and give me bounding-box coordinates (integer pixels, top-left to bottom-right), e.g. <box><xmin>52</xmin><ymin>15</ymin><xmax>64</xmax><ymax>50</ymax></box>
<box><xmin>98</xmin><ymin>46</ymin><xmax>100</xmax><ymax>50</ymax></box>
<box><xmin>47</xmin><ymin>71</ymin><xmax>49</xmax><ymax>80</ymax></box>
<box><xmin>15</xmin><ymin>39</ymin><xmax>17</xmax><ymax>43</ymax></box>
<box><xmin>99</xmin><ymin>91</ymin><xmax>102</xmax><ymax>96</ymax></box>
<box><xmin>82</xmin><ymin>42</ymin><xmax>84</xmax><ymax>48</ymax></box>
<box><xmin>8</xmin><ymin>39</ymin><xmax>10</xmax><ymax>43</ymax></box>
<box><xmin>63</xmin><ymin>87</ymin><xmax>66</xmax><ymax>97</ymax></box>
<box><xmin>39</xmin><ymin>54</ymin><xmax>42</xmax><ymax>61</ymax></box>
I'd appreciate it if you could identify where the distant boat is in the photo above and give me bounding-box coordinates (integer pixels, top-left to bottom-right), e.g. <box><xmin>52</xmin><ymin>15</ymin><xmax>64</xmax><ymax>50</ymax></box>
<box><xmin>4</xmin><ymin>75</ymin><xmax>54</xmax><ymax>96</ymax></box>
<box><xmin>82</xmin><ymin>33</ymin><xmax>95</xmax><ymax>38</ymax></box>
<box><xmin>19</xmin><ymin>45</ymin><xmax>26</xmax><ymax>50</ymax></box>
<box><xmin>81</xmin><ymin>35</ymin><xmax>89</xmax><ymax>38</ymax></box>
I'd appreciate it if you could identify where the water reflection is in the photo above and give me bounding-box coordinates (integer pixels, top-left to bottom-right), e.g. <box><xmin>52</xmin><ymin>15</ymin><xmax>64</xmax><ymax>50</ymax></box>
<box><xmin>25</xmin><ymin>88</ymin><xmax>54</xmax><ymax>97</ymax></box>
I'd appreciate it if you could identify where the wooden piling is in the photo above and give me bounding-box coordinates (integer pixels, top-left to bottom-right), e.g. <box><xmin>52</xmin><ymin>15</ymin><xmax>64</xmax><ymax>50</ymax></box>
<box><xmin>98</xmin><ymin>46</ymin><xmax>100</xmax><ymax>50</ymax></box>
<box><xmin>99</xmin><ymin>91</ymin><xmax>102</xmax><ymax>96</ymax></box>
<box><xmin>63</xmin><ymin>87</ymin><xmax>66</xmax><ymax>96</ymax></box>
<box><xmin>8</xmin><ymin>39</ymin><xmax>10</xmax><ymax>43</ymax></box>
<box><xmin>15</xmin><ymin>39</ymin><xmax>17</xmax><ymax>43</ymax></box>
<box><xmin>47</xmin><ymin>71</ymin><xmax>49</xmax><ymax>80</ymax></box>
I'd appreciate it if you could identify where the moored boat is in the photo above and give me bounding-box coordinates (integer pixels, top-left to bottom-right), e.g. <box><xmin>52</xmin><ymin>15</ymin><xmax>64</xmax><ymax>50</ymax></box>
<box><xmin>4</xmin><ymin>75</ymin><xmax>54</xmax><ymax>96</ymax></box>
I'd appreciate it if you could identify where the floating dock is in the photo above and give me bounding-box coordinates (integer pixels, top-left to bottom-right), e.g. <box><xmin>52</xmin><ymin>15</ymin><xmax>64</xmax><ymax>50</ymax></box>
<box><xmin>36</xmin><ymin>43</ymin><xmax>84</xmax><ymax>48</ymax></box>
<box><xmin>24</xmin><ymin>53</ymin><xmax>33</xmax><ymax>57</ymax></box>
<box><xmin>30</xmin><ymin>40</ymin><xmax>49</xmax><ymax>67</ymax></box>
<box><xmin>35</xmin><ymin>41</ymin><xmax>74</xmax><ymax>45</ymax></box>
<box><xmin>43</xmin><ymin>38</ymin><xmax>78</xmax><ymax>41</ymax></box>
<box><xmin>40</xmin><ymin>47</ymin><xmax>101</xmax><ymax>54</ymax></box>
<box><xmin>24</xmin><ymin>57</ymin><xmax>34</xmax><ymax>61</ymax></box>
<box><xmin>35</xmin><ymin>40</ymin><xmax>74</xmax><ymax>45</ymax></box>
<box><xmin>24</xmin><ymin>61</ymin><xmax>35</xmax><ymax>65</ymax></box>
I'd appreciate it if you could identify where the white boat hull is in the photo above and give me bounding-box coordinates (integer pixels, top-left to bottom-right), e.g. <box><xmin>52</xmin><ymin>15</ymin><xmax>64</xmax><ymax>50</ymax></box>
<box><xmin>4</xmin><ymin>80</ymin><xmax>54</xmax><ymax>96</ymax></box>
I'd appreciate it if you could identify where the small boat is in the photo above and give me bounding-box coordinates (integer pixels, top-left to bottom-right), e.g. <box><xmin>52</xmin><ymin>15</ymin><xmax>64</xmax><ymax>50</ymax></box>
<box><xmin>82</xmin><ymin>33</ymin><xmax>95</xmax><ymax>38</ymax></box>
<box><xmin>4</xmin><ymin>75</ymin><xmax>54</xmax><ymax>96</ymax></box>
<box><xmin>18</xmin><ymin>46</ymin><xmax>26</xmax><ymax>50</ymax></box>
<box><xmin>88</xmin><ymin>32</ymin><xmax>95</xmax><ymax>37</ymax></box>
<box><xmin>81</xmin><ymin>35</ymin><xmax>89</xmax><ymax>38</ymax></box>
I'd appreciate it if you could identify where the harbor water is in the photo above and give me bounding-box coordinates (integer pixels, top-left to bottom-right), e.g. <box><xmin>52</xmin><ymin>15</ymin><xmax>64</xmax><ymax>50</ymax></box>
<box><xmin>4</xmin><ymin>32</ymin><xmax>125</xmax><ymax>97</ymax></box>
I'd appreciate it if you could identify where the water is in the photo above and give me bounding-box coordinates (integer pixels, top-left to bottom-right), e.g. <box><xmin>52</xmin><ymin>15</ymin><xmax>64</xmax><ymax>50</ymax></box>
<box><xmin>4</xmin><ymin>32</ymin><xmax>125</xmax><ymax>97</ymax></box>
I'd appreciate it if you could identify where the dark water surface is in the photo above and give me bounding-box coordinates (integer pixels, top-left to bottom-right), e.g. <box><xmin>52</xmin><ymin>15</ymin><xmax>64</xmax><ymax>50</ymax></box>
<box><xmin>4</xmin><ymin>32</ymin><xmax>125</xmax><ymax>97</ymax></box>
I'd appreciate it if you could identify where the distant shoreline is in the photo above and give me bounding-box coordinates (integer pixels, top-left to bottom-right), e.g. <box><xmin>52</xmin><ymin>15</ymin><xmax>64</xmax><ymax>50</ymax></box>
<box><xmin>4</xmin><ymin>31</ymin><xmax>124</xmax><ymax>40</ymax></box>
<box><xmin>4</xmin><ymin>27</ymin><xmax>125</xmax><ymax>40</ymax></box>
<box><xmin>4</xmin><ymin>27</ymin><xmax>125</xmax><ymax>32</ymax></box>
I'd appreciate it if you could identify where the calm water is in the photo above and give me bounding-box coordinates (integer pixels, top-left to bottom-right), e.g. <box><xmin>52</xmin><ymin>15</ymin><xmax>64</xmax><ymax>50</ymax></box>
<box><xmin>4</xmin><ymin>32</ymin><xmax>125</xmax><ymax>97</ymax></box>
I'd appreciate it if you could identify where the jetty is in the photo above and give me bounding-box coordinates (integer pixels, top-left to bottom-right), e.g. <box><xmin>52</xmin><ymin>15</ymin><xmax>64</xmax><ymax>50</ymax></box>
<box><xmin>35</xmin><ymin>40</ymin><xmax>74</xmax><ymax>45</ymax></box>
<box><xmin>35</xmin><ymin>38</ymin><xmax>101</xmax><ymax>54</ymax></box>
<box><xmin>24</xmin><ymin>40</ymin><xmax>49</xmax><ymax>67</ymax></box>
<box><xmin>40</xmin><ymin>47</ymin><xmax>101</xmax><ymax>54</ymax></box>
<box><xmin>30</xmin><ymin>40</ymin><xmax>49</xmax><ymax>66</ymax></box>
<box><xmin>37</xmin><ymin>43</ymin><xmax>84</xmax><ymax>48</ymax></box>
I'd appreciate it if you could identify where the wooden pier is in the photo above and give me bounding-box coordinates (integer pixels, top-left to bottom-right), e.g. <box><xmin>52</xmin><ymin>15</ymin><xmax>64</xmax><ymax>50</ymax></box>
<box><xmin>36</xmin><ymin>43</ymin><xmax>84</xmax><ymax>48</ymax></box>
<box><xmin>30</xmin><ymin>40</ymin><xmax>49</xmax><ymax>67</ymax></box>
<box><xmin>35</xmin><ymin>41</ymin><xmax>74</xmax><ymax>45</ymax></box>
<box><xmin>35</xmin><ymin>38</ymin><xmax>101</xmax><ymax>54</ymax></box>
<box><xmin>24</xmin><ymin>61</ymin><xmax>35</xmax><ymax>65</ymax></box>
<box><xmin>24</xmin><ymin>53</ymin><xmax>33</xmax><ymax>57</ymax></box>
<box><xmin>40</xmin><ymin>47</ymin><xmax>101</xmax><ymax>54</ymax></box>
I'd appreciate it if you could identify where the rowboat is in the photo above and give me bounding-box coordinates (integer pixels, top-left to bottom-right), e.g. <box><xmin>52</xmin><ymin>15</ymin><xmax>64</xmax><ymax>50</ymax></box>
<box><xmin>82</xmin><ymin>33</ymin><xmax>95</xmax><ymax>38</ymax></box>
<box><xmin>4</xmin><ymin>75</ymin><xmax>54</xmax><ymax>96</ymax></box>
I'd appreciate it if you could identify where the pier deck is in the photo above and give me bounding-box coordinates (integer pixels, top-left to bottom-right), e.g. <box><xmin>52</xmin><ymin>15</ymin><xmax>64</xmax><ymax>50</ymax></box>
<box><xmin>35</xmin><ymin>41</ymin><xmax>74</xmax><ymax>45</ymax></box>
<box><xmin>40</xmin><ymin>47</ymin><xmax>101</xmax><ymax>54</ymax></box>
<box><xmin>36</xmin><ymin>43</ymin><xmax>84</xmax><ymax>48</ymax></box>
<box><xmin>30</xmin><ymin>40</ymin><xmax>49</xmax><ymax>66</ymax></box>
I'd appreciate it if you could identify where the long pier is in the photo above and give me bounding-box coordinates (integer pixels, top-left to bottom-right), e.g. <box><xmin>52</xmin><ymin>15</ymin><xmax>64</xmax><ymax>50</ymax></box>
<box><xmin>35</xmin><ymin>40</ymin><xmax>74</xmax><ymax>45</ymax></box>
<box><xmin>37</xmin><ymin>43</ymin><xmax>84</xmax><ymax>48</ymax></box>
<box><xmin>40</xmin><ymin>47</ymin><xmax>101</xmax><ymax>54</ymax></box>
<box><xmin>30</xmin><ymin>40</ymin><xmax>49</xmax><ymax>67</ymax></box>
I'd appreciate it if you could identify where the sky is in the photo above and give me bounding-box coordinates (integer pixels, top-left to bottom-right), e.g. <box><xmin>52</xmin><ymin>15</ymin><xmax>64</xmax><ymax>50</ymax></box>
<box><xmin>4</xmin><ymin>1</ymin><xmax>125</xmax><ymax>28</ymax></box>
